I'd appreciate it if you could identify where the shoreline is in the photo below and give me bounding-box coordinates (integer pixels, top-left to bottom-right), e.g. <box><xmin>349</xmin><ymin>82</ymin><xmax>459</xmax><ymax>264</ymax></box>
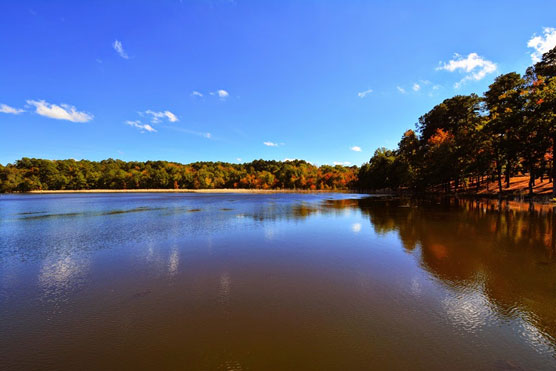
<box><xmin>7</xmin><ymin>187</ymin><xmax>554</xmax><ymax>203</ymax></box>
<box><xmin>22</xmin><ymin>189</ymin><xmax>355</xmax><ymax>194</ymax></box>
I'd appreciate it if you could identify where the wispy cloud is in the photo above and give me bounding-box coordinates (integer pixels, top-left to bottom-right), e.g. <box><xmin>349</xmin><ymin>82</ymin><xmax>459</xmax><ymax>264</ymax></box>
<box><xmin>144</xmin><ymin>110</ymin><xmax>179</xmax><ymax>123</ymax></box>
<box><xmin>333</xmin><ymin>161</ymin><xmax>352</xmax><ymax>166</ymax></box>
<box><xmin>112</xmin><ymin>40</ymin><xmax>129</xmax><ymax>59</ymax></box>
<box><xmin>396</xmin><ymin>86</ymin><xmax>406</xmax><ymax>94</ymax></box>
<box><xmin>357</xmin><ymin>89</ymin><xmax>373</xmax><ymax>98</ymax></box>
<box><xmin>195</xmin><ymin>89</ymin><xmax>230</xmax><ymax>100</ymax></box>
<box><xmin>437</xmin><ymin>53</ymin><xmax>497</xmax><ymax>88</ymax></box>
<box><xmin>125</xmin><ymin>120</ymin><xmax>156</xmax><ymax>133</ymax></box>
<box><xmin>26</xmin><ymin>100</ymin><xmax>93</xmax><ymax>122</ymax></box>
<box><xmin>528</xmin><ymin>27</ymin><xmax>556</xmax><ymax>63</ymax></box>
<box><xmin>164</xmin><ymin>125</ymin><xmax>211</xmax><ymax>139</ymax></box>
<box><xmin>263</xmin><ymin>141</ymin><xmax>279</xmax><ymax>147</ymax></box>
<box><xmin>412</xmin><ymin>83</ymin><xmax>421</xmax><ymax>91</ymax></box>
<box><xmin>350</xmin><ymin>146</ymin><xmax>362</xmax><ymax>152</ymax></box>
<box><xmin>0</xmin><ymin>104</ymin><xmax>24</xmax><ymax>115</ymax></box>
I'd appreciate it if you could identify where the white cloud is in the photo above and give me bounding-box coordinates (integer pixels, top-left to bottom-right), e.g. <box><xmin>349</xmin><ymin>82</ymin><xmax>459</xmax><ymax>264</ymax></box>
<box><xmin>399</xmin><ymin>81</ymin><xmax>438</xmax><ymax>94</ymax></box>
<box><xmin>144</xmin><ymin>110</ymin><xmax>179</xmax><ymax>123</ymax></box>
<box><xmin>112</xmin><ymin>40</ymin><xmax>129</xmax><ymax>59</ymax></box>
<box><xmin>0</xmin><ymin>104</ymin><xmax>24</xmax><ymax>114</ymax></box>
<box><xmin>204</xmin><ymin>89</ymin><xmax>231</xmax><ymax>99</ymax></box>
<box><xmin>26</xmin><ymin>100</ymin><xmax>93</xmax><ymax>122</ymax></box>
<box><xmin>333</xmin><ymin>161</ymin><xmax>352</xmax><ymax>166</ymax></box>
<box><xmin>264</xmin><ymin>141</ymin><xmax>278</xmax><ymax>147</ymax></box>
<box><xmin>210</xmin><ymin>89</ymin><xmax>230</xmax><ymax>99</ymax></box>
<box><xmin>528</xmin><ymin>27</ymin><xmax>556</xmax><ymax>63</ymax></box>
<box><xmin>357</xmin><ymin>89</ymin><xmax>373</xmax><ymax>98</ymax></box>
<box><xmin>125</xmin><ymin>120</ymin><xmax>157</xmax><ymax>133</ymax></box>
<box><xmin>351</xmin><ymin>223</ymin><xmax>361</xmax><ymax>233</ymax></box>
<box><xmin>217</xmin><ymin>89</ymin><xmax>229</xmax><ymax>98</ymax></box>
<box><xmin>351</xmin><ymin>146</ymin><xmax>362</xmax><ymax>152</ymax></box>
<box><xmin>236</xmin><ymin>157</ymin><xmax>242</xmax><ymax>162</ymax></box>
<box><xmin>191</xmin><ymin>91</ymin><xmax>203</xmax><ymax>97</ymax></box>
<box><xmin>164</xmin><ymin>111</ymin><xmax>178</xmax><ymax>122</ymax></box>
<box><xmin>126</xmin><ymin>110</ymin><xmax>177</xmax><ymax>134</ymax></box>
<box><xmin>437</xmin><ymin>53</ymin><xmax>497</xmax><ymax>88</ymax></box>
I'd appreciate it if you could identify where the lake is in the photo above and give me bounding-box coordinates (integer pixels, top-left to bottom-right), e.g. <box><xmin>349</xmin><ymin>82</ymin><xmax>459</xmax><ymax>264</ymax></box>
<box><xmin>1</xmin><ymin>193</ymin><xmax>555</xmax><ymax>370</ymax></box>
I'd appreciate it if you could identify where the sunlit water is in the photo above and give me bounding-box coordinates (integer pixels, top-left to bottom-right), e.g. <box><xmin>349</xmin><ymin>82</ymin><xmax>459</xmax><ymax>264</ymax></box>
<box><xmin>1</xmin><ymin>193</ymin><xmax>556</xmax><ymax>370</ymax></box>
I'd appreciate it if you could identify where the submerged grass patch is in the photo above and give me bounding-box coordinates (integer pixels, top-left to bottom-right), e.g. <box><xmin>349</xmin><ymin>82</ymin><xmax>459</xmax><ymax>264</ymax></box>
<box><xmin>21</xmin><ymin>212</ymin><xmax>83</xmax><ymax>220</ymax></box>
<box><xmin>104</xmin><ymin>207</ymin><xmax>152</xmax><ymax>215</ymax></box>
<box><xmin>15</xmin><ymin>211</ymin><xmax>47</xmax><ymax>215</ymax></box>
<box><xmin>19</xmin><ymin>206</ymin><xmax>162</xmax><ymax>220</ymax></box>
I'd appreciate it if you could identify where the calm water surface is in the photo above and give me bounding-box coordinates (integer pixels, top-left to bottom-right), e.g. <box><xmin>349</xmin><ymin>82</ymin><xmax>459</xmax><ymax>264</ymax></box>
<box><xmin>1</xmin><ymin>193</ymin><xmax>556</xmax><ymax>370</ymax></box>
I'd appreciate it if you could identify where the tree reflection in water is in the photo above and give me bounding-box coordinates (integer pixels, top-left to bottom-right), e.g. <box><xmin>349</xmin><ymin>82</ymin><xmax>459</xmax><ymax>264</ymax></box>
<box><xmin>322</xmin><ymin>196</ymin><xmax>556</xmax><ymax>344</ymax></box>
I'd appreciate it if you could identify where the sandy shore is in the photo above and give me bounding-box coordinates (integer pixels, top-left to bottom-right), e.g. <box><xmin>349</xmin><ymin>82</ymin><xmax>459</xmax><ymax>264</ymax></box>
<box><xmin>27</xmin><ymin>189</ymin><xmax>352</xmax><ymax>194</ymax></box>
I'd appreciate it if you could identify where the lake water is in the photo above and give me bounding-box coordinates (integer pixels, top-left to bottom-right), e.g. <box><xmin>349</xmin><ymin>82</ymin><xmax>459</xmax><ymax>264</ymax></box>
<box><xmin>1</xmin><ymin>193</ymin><xmax>556</xmax><ymax>370</ymax></box>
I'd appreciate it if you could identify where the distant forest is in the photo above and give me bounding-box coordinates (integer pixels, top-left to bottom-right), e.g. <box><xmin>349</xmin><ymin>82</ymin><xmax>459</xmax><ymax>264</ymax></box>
<box><xmin>0</xmin><ymin>158</ymin><xmax>357</xmax><ymax>192</ymax></box>
<box><xmin>2</xmin><ymin>47</ymin><xmax>556</xmax><ymax>194</ymax></box>
<box><xmin>359</xmin><ymin>46</ymin><xmax>556</xmax><ymax>196</ymax></box>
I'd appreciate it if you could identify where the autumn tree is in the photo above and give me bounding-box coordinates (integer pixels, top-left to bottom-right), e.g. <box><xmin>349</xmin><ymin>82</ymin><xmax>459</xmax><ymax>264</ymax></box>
<box><xmin>533</xmin><ymin>46</ymin><xmax>556</xmax><ymax>195</ymax></box>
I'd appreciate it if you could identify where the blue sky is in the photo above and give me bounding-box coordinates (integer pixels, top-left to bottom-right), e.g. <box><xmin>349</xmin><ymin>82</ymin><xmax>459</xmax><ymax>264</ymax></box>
<box><xmin>1</xmin><ymin>0</ymin><xmax>556</xmax><ymax>166</ymax></box>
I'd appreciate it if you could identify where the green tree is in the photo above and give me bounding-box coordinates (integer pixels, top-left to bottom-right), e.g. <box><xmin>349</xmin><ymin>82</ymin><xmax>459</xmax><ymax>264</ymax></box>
<box><xmin>484</xmin><ymin>73</ymin><xmax>526</xmax><ymax>193</ymax></box>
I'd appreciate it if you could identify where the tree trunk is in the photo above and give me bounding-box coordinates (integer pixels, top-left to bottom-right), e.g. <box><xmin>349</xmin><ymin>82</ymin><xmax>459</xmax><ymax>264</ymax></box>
<box><xmin>551</xmin><ymin>211</ymin><xmax>556</xmax><ymax>258</ymax></box>
<box><xmin>529</xmin><ymin>163</ymin><xmax>534</xmax><ymax>197</ymax></box>
<box><xmin>552</xmin><ymin>134</ymin><xmax>556</xmax><ymax>196</ymax></box>
<box><xmin>505</xmin><ymin>162</ymin><xmax>511</xmax><ymax>189</ymax></box>
<box><xmin>497</xmin><ymin>161</ymin><xmax>503</xmax><ymax>195</ymax></box>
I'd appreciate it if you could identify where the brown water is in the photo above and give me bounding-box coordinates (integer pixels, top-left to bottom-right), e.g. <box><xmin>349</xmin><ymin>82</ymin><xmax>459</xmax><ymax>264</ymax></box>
<box><xmin>1</xmin><ymin>193</ymin><xmax>555</xmax><ymax>370</ymax></box>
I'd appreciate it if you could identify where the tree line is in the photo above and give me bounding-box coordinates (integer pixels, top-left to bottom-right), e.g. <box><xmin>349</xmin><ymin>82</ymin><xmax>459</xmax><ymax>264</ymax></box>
<box><xmin>359</xmin><ymin>46</ymin><xmax>556</xmax><ymax>196</ymax></box>
<box><xmin>0</xmin><ymin>158</ymin><xmax>358</xmax><ymax>192</ymax></box>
